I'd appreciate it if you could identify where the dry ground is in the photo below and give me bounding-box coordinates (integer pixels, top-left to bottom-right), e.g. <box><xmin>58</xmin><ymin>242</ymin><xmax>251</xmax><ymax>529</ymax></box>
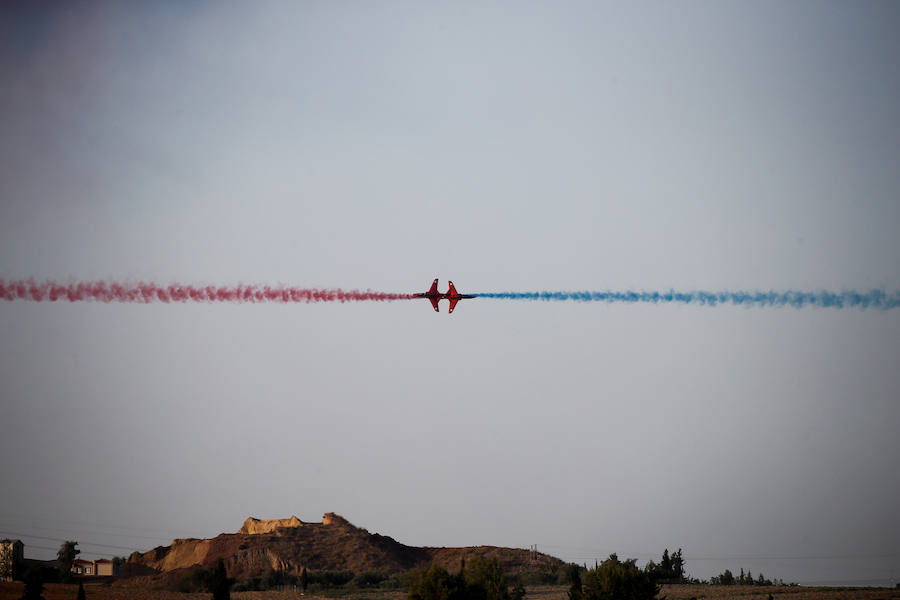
<box><xmin>1</xmin><ymin>583</ymin><xmax>897</xmax><ymax>600</ymax></box>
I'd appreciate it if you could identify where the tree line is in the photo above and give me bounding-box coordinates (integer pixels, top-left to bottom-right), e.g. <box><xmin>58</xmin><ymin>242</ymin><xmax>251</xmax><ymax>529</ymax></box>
<box><xmin>709</xmin><ymin>567</ymin><xmax>789</xmax><ymax>587</ymax></box>
<box><xmin>12</xmin><ymin>539</ymin><xmax>794</xmax><ymax>600</ymax></box>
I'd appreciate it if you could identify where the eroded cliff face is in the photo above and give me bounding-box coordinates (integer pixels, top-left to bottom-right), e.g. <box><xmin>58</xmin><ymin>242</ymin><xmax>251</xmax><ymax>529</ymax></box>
<box><xmin>137</xmin><ymin>538</ymin><xmax>212</xmax><ymax>572</ymax></box>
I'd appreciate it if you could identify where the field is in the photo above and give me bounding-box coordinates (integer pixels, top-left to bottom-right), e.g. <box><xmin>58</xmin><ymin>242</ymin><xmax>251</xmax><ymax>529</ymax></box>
<box><xmin>2</xmin><ymin>583</ymin><xmax>898</xmax><ymax>600</ymax></box>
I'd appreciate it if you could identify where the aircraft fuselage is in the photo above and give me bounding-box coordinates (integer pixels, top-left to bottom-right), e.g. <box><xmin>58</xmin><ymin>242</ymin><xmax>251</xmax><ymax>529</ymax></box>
<box><xmin>413</xmin><ymin>279</ymin><xmax>474</xmax><ymax>313</ymax></box>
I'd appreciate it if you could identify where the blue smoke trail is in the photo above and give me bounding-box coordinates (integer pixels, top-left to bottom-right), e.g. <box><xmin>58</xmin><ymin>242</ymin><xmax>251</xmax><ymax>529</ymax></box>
<box><xmin>472</xmin><ymin>289</ymin><xmax>900</xmax><ymax>309</ymax></box>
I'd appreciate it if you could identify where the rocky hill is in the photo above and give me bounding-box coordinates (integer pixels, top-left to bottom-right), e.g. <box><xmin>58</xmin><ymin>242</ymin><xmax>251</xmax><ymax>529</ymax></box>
<box><xmin>125</xmin><ymin>513</ymin><xmax>563</xmax><ymax>583</ymax></box>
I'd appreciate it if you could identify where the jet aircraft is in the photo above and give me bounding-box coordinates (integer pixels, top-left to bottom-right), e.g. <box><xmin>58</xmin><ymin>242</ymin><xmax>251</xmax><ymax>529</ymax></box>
<box><xmin>413</xmin><ymin>278</ymin><xmax>475</xmax><ymax>313</ymax></box>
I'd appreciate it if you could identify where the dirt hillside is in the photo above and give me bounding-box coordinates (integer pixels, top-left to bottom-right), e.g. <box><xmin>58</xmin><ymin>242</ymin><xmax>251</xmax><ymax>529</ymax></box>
<box><xmin>126</xmin><ymin>513</ymin><xmax>563</xmax><ymax>583</ymax></box>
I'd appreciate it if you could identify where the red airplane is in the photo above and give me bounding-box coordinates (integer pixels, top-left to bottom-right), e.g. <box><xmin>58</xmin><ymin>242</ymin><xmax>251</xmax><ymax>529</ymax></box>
<box><xmin>413</xmin><ymin>278</ymin><xmax>475</xmax><ymax>313</ymax></box>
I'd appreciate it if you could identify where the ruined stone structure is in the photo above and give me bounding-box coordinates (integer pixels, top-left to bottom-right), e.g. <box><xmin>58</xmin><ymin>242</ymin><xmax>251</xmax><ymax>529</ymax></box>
<box><xmin>239</xmin><ymin>515</ymin><xmax>306</xmax><ymax>535</ymax></box>
<box><xmin>239</xmin><ymin>513</ymin><xmax>349</xmax><ymax>534</ymax></box>
<box><xmin>322</xmin><ymin>512</ymin><xmax>349</xmax><ymax>526</ymax></box>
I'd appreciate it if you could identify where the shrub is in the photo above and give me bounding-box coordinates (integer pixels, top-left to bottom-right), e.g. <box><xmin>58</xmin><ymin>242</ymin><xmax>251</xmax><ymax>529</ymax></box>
<box><xmin>409</xmin><ymin>564</ymin><xmax>467</xmax><ymax>600</ymax></box>
<box><xmin>581</xmin><ymin>554</ymin><xmax>659</xmax><ymax>600</ymax></box>
<box><xmin>309</xmin><ymin>569</ymin><xmax>355</xmax><ymax>588</ymax></box>
<box><xmin>567</xmin><ymin>563</ymin><xmax>583</xmax><ymax>600</ymax></box>
<box><xmin>20</xmin><ymin>565</ymin><xmax>45</xmax><ymax>600</ymax></box>
<box><xmin>408</xmin><ymin>556</ymin><xmax>519</xmax><ymax>600</ymax></box>
<box><xmin>354</xmin><ymin>571</ymin><xmax>389</xmax><ymax>588</ymax></box>
<box><xmin>464</xmin><ymin>555</ymin><xmax>510</xmax><ymax>600</ymax></box>
<box><xmin>176</xmin><ymin>568</ymin><xmax>211</xmax><ymax>593</ymax></box>
<box><xmin>209</xmin><ymin>558</ymin><xmax>230</xmax><ymax>600</ymax></box>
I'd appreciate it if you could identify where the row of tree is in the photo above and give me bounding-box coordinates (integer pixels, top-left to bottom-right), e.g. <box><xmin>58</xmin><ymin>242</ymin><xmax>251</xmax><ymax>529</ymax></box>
<box><xmin>709</xmin><ymin>567</ymin><xmax>788</xmax><ymax>586</ymax></box>
<box><xmin>229</xmin><ymin>565</ymin><xmax>379</xmax><ymax>592</ymax></box>
<box><xmin>565</xmin><ymin>548</ymin><xmax>794</xmax><ymax>589</ymax></box>
<box><xmin>567</xmin><ymin>555</ymin><xmax>660</xmax><ymax>600</ymax></box>
<box><xmin>644</xmin><ymin>548</ymin><xmax>686</xmax><ymax>582</ymax></box>
<box><xmin>408</xmin><ymin>551</ymin><xmax>689</xmax><ymax>600</ymax></box>
<box><xmin>409</xmin><ymin>555</ymin><xmax>526</xmax><ymax>600</ymax></box>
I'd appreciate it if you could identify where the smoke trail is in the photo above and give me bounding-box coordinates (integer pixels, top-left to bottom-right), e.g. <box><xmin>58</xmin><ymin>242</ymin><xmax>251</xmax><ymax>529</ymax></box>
<box><xmin>473</xmin><ymin>289</ymin><xmax>900</xmax><ymax>309</ymax></box>
<box><xmin>0</xmin><ymin>280</ymin><xmax>413</xmax><ymax>304</ymax></box>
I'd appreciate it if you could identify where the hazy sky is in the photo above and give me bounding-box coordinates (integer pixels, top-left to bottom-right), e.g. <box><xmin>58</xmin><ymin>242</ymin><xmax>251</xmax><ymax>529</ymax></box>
<box><xmin>1</xmin><ymin>1</ymin><xmax>899</xmax><ymax>587</ymax></box>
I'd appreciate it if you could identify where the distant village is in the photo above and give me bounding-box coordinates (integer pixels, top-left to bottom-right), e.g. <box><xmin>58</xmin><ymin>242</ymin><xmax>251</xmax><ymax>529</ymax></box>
<box><xmin>0</xmin><ymin>538</ymin><xmax>120</xmax><ymax>581</ymax></box>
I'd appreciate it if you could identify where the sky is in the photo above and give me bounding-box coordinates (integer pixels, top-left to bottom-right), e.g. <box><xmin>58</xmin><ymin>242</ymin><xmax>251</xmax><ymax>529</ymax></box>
<box><xmin>1</xmin><ymin>0</ymin><xmax>899</xmax><ymax>587</ymax></box>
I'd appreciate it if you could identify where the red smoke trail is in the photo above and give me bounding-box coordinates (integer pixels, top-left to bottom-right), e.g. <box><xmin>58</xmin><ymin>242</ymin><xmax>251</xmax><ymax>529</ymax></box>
<box><xmin>0</xmin><ymin>279</ymin><xmax>413</xmax><ymax>304</ymax></box>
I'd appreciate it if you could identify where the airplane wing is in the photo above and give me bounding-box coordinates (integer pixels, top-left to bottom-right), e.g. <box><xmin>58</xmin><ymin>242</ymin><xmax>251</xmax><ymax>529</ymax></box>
<box><xmin>429</xmin><ymin>297</ymin><xmax>440</xmax><ymax>312</ymax></box>
<box><xmin>447</xmin><ymin>297</ymin><xmax>459</xmax><ymax>313</ymax></box>
<box><xmin>427</xmin><ymin>278</ymin><xmax>439</xmax><ymax>295</ymax></box>
<box><xmin>447</xmin><ymin>281</ymin><xmax>458</xmax><ymax>296</ymax></box>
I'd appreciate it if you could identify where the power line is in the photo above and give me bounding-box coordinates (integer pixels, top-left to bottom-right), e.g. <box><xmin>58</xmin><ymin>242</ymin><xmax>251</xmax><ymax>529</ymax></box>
<box><xmin>0</xmin><ymin>530</ymin><xmax>140</xmax><ymax>553</ymax></box>
<box><xmin>685</xmin><ymin>554</ymin><xmax>900</xmax><ymax>561</ymax></box>
<box><xmin>3</xmin><ymin>542</ymin><xmax>118</xmax><ymax>559</ymax></box>
<box><xmin>801</xmin><ymin>577</ymin><xmax>897</xmax><ymax>585</ymax></box>
<box><xmin>18</xmin><ymin>545</ymin><xmax>62</xmax><ymax>554</ymax></box>
<box><xmin>0</xmin><ymin>520</ymin><xmax>175</xmax><ymax>545</ymax></box>
<box><xmin>0</xmin><ymin>511</ymin><xmax>205</xmax><ymax>540</ymax></box>
<box><xmin>537</xmin><ymin>544</ymin><xmax>900</xmax><ymax>562</ymax></box>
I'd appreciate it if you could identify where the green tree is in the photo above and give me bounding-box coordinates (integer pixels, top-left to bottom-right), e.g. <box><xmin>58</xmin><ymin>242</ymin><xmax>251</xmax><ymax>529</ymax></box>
<box><xmin>660</xmin><ymin>550</ymin><xmax>671</xmax><ymax>575</ymax></box>
<box><xmin>408</xmin><ymin>563</ymin><xmax>465</xmax><ymax>600</ymax></box>
<box><xmin>409</xmin><ymin>557</ymin><xmax>516</xmax><ymax>600</ymax></box>
<box><xmin>671</xmin><ymin>549</ymin><xmax>685</xmax><ymax>581</ymax></box>
<box><xmin>710</xmin><ymin>569</ymin><xmax>734</xmax><ymax>585</ymax></box>
<box><xmin>112</xmin><ymin>556</ymin><xmax>126</xmax><ymax>575</ymax></box>
<box><xmin>262</xmin><ymin>569</ymin><xmax>285</xmax><ymax>590</ymax></box>
<box><xmin>464</xmin><ymin>555</ymin><xmax>510</xmax><ymax>600</ymax></box>
<box><xmin>56</xmin><ymin>541</ymin><xmax>79</xmax><ymax>583</ymax></box>
<box><xmin>19</xmin><ymin>565</ymin><xmax>45</xmax><ymax>600</ymax></box>
<box><xmin>647</xmin><ymin>548</ymin><xmax>685</xmax><ymax>582</ymax></box>
<box><xmin>567</xmin><ymin>564</ymin><xmax>583</xmax><ymax>600</ymax></box>
<box><xmin>209</xmin><ymin>558</ymin><xmax>230</xmax><ymax>600</ymax></box>
<box><xmin>581</xmin><ymin>554</ymin><xmax>659</xmax><ymax>600</ymax></box>
<box><xmin>511</xmin><ymin>582</ymin><xmax>526</xmax><ymax>600</ymax></box>
<box><xmin>354</xmin><ymin>571</ymin><xmax>388</xmax><ymax>588</ymax></box>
